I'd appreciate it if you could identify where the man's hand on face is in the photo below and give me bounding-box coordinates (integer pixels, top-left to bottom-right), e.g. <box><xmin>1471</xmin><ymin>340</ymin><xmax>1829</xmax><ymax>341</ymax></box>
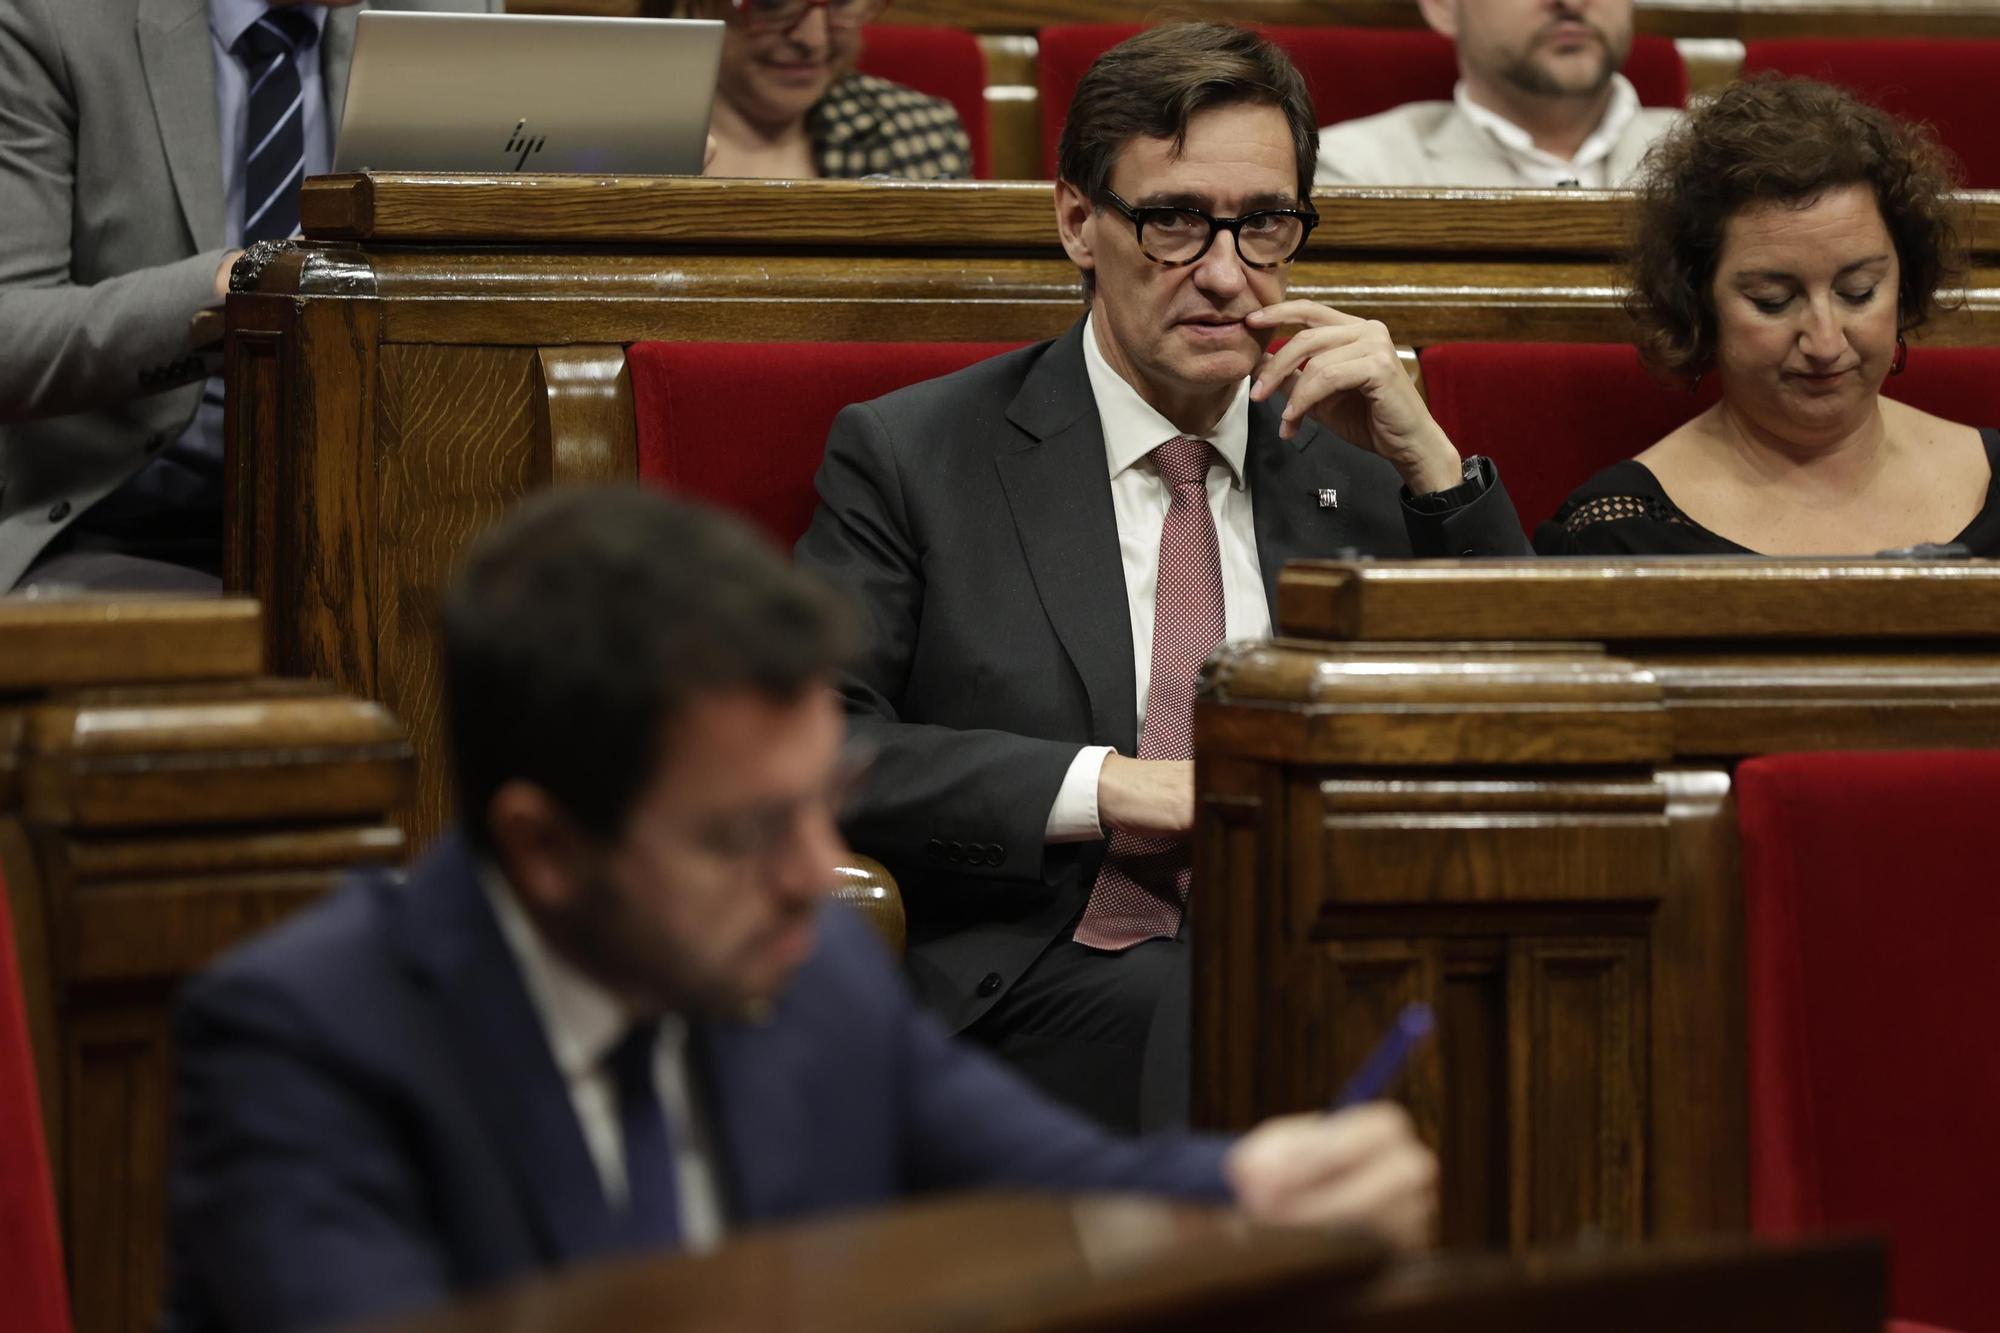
<box><xmin>1225</xmin><ymin>1102</ymin><xmax>1438</xmax><ymax>1254</ymax></box>
<box><xmin>1096</xmin><ymin>754</ymin><xmax>1194</xmax><ymax>839</ymax></box>
<box><xmin>1245</xmin><ymin>301</ymin><xmax>1465</xmax><ymax>496</ymax></box>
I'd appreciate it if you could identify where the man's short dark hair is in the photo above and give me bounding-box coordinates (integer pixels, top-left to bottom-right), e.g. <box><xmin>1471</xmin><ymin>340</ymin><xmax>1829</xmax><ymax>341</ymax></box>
<box><xmin>442</xmin><ymin>485</ymin><xmax>852</xmax><ymax>848</ymax></box>
<box><xmin>1628</xmin><ymin>74</ymin><xmax>1961</xmax><ymax>381</ymax></box>
<box><xmin>1056</xmin><ymin>23</ymin><xmax>1319</xmax><ymax>300</ymax></box>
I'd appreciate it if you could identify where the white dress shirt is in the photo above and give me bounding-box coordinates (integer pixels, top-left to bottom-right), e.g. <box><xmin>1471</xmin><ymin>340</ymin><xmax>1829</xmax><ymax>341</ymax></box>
<box><xmin>1453</xmin><ymin>74</ymin><xmax>1641</xmax><ymax>189</ymax></box>
<box><xmin>1043</xmin><ymin>315</ymin><xmax>1273</xmax><ymax>841</ymax></box>
<box><xmin>481</xmin><ymin>866</ymin><xmax>727</xmax><ymax>1251</ymax></box>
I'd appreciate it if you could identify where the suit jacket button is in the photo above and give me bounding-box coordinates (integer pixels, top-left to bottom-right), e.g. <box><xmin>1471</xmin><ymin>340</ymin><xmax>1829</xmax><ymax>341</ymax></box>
<box><xmin>987</xmin><ymin>845</ymin><xmax>1005</xmax><ymax>866</ymax></box>
<box><xmin>976</xmin><ymin>973</ymin><xmax>1002</xmax><ymax>997</ymax></box>
<box><xmin>945</xmin><ymin>840</ymin><xmax>963</xmax><ymax>863</ymax></box>
<box><xmin>48</xmin><ymin>500</ymin><xmax>70</xmax><ymax>522</ymax></box>
<box><xmin>926</xmin><ymin>837</ymin><xmax>944</xmax><ymax>860</ymax></box>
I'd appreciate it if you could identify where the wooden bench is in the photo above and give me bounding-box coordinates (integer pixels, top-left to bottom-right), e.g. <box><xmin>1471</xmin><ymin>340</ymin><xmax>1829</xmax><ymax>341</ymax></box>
<box><xmin>1193</xmin><ymin>559</ymin><xmax>2000</xmax><ymax>1251</ymax></box>
<box><xmin>0</xmin><ymin>597</ymin><xmax>412</xmax><ymax>1333</ymax></box>
<box><xmin>229</xmin><ymin>173</ymin><xmax>2000</xmax><ymax>839</ymax></box>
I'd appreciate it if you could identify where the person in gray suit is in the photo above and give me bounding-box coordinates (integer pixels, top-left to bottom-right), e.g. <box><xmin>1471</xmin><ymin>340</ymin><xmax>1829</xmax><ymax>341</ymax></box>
<box><xmin>0</xmin><ymin>0</ymin><xmax>498</xmax><ymax>593</ymax></box>
<box><xmin>1317</xmin><ymin>0</ymin><xmax>1677</xmax><ymax>188</ymax></box>
<box><xmin>794</xmin><ymin>24</ymin><xmax>1531</xmax><ymax>1135</ymax></box>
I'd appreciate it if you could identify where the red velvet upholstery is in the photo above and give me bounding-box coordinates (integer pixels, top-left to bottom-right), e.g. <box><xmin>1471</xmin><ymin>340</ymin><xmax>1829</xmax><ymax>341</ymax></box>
<box><xmin>628</xmin><ymin>341</ymin><xmax>1023</xmax><ymax>546</ymax></box>
<box><xmin>0</xmin><ymin>873</ymin><xmax>71</xmax><ymax>1333</ymax></box>
<box><xmin>1418</xmin><ymin>343</ymin><xmax>2000</xmax><ymax>531</ymax></box>
<box><xmin>1739</xmin><ymin>750</ymin><xmax>2000</xmax><ymax>1333</ymax></box>
<box><xmin>1418</xmin><ymin>343</ymin><xmax>1716</xmax><ymax>530</ymax></box>
<box><xmin>1741</xmin><ymin>39</ymin><xmax>2000</xmax><ymax>189</ymax></box>
<box><xmin>855</xmin><ymin>25</ymin><xmax>989</xmax><ymax>178</ymax></box>
<box><xmin>1036</xmin><ymin>24</ymin><xmax>1686</xmax><ymax>177</ymax></box>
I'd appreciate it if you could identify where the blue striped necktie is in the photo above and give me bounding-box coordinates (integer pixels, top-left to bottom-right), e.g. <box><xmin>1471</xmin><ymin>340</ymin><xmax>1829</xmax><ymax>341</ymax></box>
<box><xmin>232</xmin><ymin>9</ymin><xmax>319</xmax><ymax>245</ymax></box>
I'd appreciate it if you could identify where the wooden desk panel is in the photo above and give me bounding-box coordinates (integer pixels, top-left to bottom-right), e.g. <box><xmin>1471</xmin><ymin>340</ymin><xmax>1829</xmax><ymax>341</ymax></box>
<box><xmin>356</xmin><ymin>1193</ymin><xmax>1884</xmax><ymax>1333</ymax></box>
<box><xmin>1195</xmin><ymin>561</ymin><xmax>2000</xmax><ymax>1251</ymax></box>
<box><xmin>0</xmin><ymin>598</ymin><xmax>412</xmax><ymax>1333</ymax></box>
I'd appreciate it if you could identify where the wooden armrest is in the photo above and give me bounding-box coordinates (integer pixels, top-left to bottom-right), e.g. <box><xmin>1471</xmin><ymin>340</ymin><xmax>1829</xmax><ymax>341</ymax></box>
<box><xmin>833</xmin><ymin>855</ymin><xmax>904</xmax><ymax>957</ymax></box>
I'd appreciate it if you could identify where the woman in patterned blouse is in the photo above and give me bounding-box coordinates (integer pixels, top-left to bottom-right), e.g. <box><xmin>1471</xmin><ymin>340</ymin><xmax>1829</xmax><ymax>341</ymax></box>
<box><xmin>671</xmin><ymin>0</ymin><xmax>973</xmax><ymax>180</ymax></box>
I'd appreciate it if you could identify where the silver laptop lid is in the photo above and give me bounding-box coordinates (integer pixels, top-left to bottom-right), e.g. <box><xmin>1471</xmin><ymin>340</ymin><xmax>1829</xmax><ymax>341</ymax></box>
<box><xmin>333</xmin><ymin>13</ymin><xmax>722</xmax><ymax>175</ymax></box>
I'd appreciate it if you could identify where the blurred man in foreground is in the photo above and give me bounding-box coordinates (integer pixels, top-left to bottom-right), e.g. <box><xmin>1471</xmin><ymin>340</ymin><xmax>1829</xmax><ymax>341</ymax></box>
<box><xmin>164</xmin><ymin>486</ymin><xmax>1435</xmax><ymax>1333</ymax></box>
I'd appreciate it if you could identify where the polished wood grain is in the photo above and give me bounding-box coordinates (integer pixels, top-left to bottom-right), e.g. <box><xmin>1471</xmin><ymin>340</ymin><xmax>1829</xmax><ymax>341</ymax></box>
<box><xmin>0</xmin><ymin>597</ymin><xmax>413</xmax><ymax>1333</ymax></box>
<box><xmin>355</xmin><ymin>1193</ymin><xmax>1883</xmax><ymax>1333</ymax></box>
<box><xmin>0</xmin><ymin>599</ymin><xmax>262</xmax><ymax>689</ymax></box>
<box><xmin>834</xmin><ymin>854</ymin><xmax>906</xmax><ymax>956</ymax></box>
<box><xmin>1278</xmin><ymin>558</ymin><xmax>2000</xmax><ymax>642</ymax></box>
<box><xmin>877</xmin><ymin>0</ymin><xmax>2000</xmax><ymax>38</ymax></box>
<box><xmin>1198</xmin><ymin>559</ymin><xmax>2000</xmax><ymax>1251</ymax></box>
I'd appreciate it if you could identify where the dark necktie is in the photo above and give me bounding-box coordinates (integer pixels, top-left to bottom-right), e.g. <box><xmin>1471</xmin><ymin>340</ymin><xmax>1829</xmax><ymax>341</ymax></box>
<box><xmin>232</xmin><ymin>9</ymin><xmax>319</xmax><ymax>245</ymax></box>
<box><xmin>604</xmin><ymin>1020</ymin><xmax>683</xmax><ymax>1250</ymax></box>
<box><xmin>1074</xmin><ymin>435</ymin><xmax>1226</xmax><ymax>951</ymax></box>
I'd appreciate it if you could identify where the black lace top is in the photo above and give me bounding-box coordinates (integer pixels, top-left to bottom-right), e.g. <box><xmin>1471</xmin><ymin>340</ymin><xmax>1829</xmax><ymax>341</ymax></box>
<box><xmin>1534</xmin><ymin>428</ymin><xmax>2000</xmax><ymax>556</ymax></box>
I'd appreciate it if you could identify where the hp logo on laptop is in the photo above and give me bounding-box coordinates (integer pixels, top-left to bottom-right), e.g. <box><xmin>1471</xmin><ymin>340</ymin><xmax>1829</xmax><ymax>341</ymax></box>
<box><xmin>503</xmin><ymin>120</ymin><xmax>547</xmax><ymax>171</ymax></box>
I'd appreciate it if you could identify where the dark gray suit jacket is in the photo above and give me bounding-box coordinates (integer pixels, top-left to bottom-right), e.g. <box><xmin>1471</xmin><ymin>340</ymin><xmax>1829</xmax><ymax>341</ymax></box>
<box><xmin>0</xmin><ymin>0</ymin><xmax>497</xmax><ymax>589</ymax></box>
<box><xmin>794</xmin><ymin>322</ymin><xmax>1530</xmax><ymax>1032</ymax></box>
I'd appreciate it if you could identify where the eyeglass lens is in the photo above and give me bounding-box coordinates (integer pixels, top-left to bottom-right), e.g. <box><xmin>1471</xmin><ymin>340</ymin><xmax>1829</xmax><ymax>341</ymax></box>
<box><xmin>1140</xmin><ymin>209</ymin><xmax>1307</xmax><ymax>266</ymax></box>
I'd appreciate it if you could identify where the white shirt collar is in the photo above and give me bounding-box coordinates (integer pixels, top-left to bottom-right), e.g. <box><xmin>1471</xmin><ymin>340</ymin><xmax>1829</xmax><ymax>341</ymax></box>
<box><xmin>479</xmin><ymin>861</ymin><xmax>687</xmax><ymax>1082</ymax></box>
<box><xmin>1453</xmin><ymin>73</ymin><xmax>1639</xmax><ymax>177</ymax></box>
<box><xmin>1081</xmin><ymin>313</ymin><xmax>1249</xmax><ymax>487</ymax></box>
<box><xmin>209</xmin><ymin>0</ymin><xmax>329</xmax><ymax>54</ymax></box>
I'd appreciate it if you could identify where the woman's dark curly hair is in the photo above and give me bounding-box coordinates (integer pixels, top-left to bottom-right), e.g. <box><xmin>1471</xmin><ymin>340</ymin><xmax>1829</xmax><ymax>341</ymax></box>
<box><xmin>1627</xmin><ymin>74</ymin><xmax>1961</xmax><ymax>381</ymax></box>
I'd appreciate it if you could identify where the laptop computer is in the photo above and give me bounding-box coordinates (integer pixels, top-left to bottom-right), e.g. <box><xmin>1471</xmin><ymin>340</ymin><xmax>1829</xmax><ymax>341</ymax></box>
<box><xmin>332</xmin><ymin>12</ymin><xmax>723</xmax><ymax>175</ymax></box>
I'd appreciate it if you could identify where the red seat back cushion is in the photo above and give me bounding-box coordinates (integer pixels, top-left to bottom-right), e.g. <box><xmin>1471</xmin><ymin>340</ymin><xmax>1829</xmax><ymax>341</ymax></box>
<box><xmin>1738</xmin><ymin>750</ymin><xmax>2000</xmax><ymax>1333</ymax></box>
<box><xmin>856</xmin><ymin>25</ymin><xmax>988</xmax><ymax>178</ymax></box>
<box><xmin>1742</xmin><ymin>38</ymin><xmax>2000</xmax><ymax>189</ymax></box>
<box><xmin>628</xmin><ymin>341</ymin><xmax>1023</xmax><ymax>547</ymax></box>
<box><xmin>1419</xmin><ymin>343</ymin><xmax>2000</xmax><ymax>531</ymax></box>
<box><xmin>1038</xmin><ymin>25</ymin><xmax>1684</xmax><ymax>177</ymax></box>
<box><xmin>0</xmin><ymin>874</ymin><xmax>71</xmax><ymax>1333</ymax></box>
<box><xmin>1417</xmin><ymin>343</ymin><xmax>1717</xmax><ymax>530</ymax></box>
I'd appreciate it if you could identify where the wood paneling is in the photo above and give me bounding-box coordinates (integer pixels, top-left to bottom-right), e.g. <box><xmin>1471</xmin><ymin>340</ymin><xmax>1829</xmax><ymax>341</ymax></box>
<box><xmin>1197</xmin><ymin>560</ymin><xmax>2000</xmax><ymax>1249</ymax></box>
<box><xmin>0</xmin><ymin>599</ymin><xmax>413</xmax><ymax>1333</ymax></box>
<box><xmin>877</xmin><ymin>0</ymin><xmax>2000</xmax><ymax>39</ymax></box>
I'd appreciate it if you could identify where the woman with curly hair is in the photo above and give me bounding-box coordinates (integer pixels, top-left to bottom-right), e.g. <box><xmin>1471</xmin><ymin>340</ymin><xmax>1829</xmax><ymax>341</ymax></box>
<box><xmin>1536</xmin><ymin>76</ymin><xmax>1997</xmax><ymax>555</ymax></box>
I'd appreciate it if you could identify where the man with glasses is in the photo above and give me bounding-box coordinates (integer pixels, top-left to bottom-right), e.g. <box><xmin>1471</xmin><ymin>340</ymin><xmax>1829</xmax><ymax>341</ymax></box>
<box><xmin>164</xmin><ymin>486</ymin><xmax>1436</xmax><ymax>1331</ymax></box>
<box><xmin>796</xmin><ymin>22</ymin><xmax>1530</xmax><ymax>1135</ymax></box>
<box><xmin>674</xmin><ymin>0</ymin><xmax>972</xmax><ymax>179</ymax></box>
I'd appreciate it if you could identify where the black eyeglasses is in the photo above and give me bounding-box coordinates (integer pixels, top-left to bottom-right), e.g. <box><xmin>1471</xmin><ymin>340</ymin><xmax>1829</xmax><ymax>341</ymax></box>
<box><xmin>1098</xmin><ymin>190</ymin><xmax>1319</xmax><ymax>269</ymax></box>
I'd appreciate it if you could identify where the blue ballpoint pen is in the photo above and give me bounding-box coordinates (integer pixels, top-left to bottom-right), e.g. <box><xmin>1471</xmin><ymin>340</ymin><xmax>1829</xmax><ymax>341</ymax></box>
<box><xmin>1330</xmin><ymin>1002</ymin><xmax>1436</xmax><ymax>1111</ymax></box>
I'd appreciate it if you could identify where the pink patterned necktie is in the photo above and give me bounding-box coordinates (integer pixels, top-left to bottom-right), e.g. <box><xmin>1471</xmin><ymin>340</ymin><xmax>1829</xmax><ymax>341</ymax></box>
<box><xmin>1074</xmin><ymin>435</ymin><xmax>1226</xmax><ymax>952</ymax></box>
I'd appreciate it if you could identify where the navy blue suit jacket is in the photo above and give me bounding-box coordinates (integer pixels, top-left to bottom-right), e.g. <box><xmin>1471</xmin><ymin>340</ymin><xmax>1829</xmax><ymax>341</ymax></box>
<box><xmin>163</xmin><ymin>834</ymin><xmax>1232</xmax><ymax>1332</ymax></box>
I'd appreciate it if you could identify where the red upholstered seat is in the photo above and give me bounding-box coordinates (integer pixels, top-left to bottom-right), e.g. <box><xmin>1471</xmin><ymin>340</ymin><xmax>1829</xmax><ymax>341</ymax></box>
<box><xmin>627</xmin><ymin>341</ymin><xmax>1022</xmax><ymax>547</ymax></box>
<box><xmin>1418</xmin><ymin>343</ymin><xmax>2000</xmax><ymax>531</ymax></box>
<box><xmin>856</xmin><ymin>25</ymin><xmax>989</xmax><ymax>178</ymax></box>
<box><xmin>1741</xmin><ymin>39</ymin><xmax>2000</xmax><ymax>189</ymax></box>
<box><xmin>1417</xmin><ymin>343</ymin><xmax>1716</xmax><ymax>531</ymax></box>
<box><xmin>1739</xmin><ymin>750</ymin><xmax>2000</xmax><ymax>1333</ymax></box>
<box><xmin>1036</xmin><ymin>24</ymin><xmax>1686</xmax><ymax>177</ymax></box>
<box><xmin>0</xmin><ymin>872</ymin><xmax>71</xmax><ymax>1333</ymax></box>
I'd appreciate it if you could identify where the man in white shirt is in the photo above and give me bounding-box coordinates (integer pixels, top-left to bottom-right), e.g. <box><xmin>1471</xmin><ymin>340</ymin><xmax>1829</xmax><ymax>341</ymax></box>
<box><xmin>1317</xmin><ymin>0</ymin><xmax>1678</xmax><ymax>188</ymax></box>
<box><xmin>795</xmin><ymin>22</ymin><xmax>1530</xmax><ymax>1134</ymax></box>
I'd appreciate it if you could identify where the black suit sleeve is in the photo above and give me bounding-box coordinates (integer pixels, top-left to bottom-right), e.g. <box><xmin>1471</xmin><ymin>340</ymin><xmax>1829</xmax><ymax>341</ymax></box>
<box><xmin>1397</xmin><ymin>456</ymin><xmax>1533</xmax><ymax>557</ymax></box>
<box><xmin>796</xmin><ymin>402</ymin><xmax>1083</xmax><ymax>883</ymax></box>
